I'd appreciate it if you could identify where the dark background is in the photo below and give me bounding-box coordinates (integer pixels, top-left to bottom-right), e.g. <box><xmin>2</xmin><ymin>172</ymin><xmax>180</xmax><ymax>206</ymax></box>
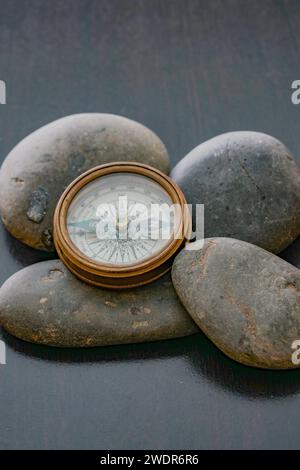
<box><xmin>0</xmin><ymin>0</ymin><xmax>300</xmax><ymax>450</ymax></box>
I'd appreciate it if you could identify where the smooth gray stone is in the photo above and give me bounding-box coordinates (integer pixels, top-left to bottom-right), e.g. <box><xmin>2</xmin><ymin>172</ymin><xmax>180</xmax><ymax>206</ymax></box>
<box><xmin>172</xmin><ymin>237</ymin><xmax>300</xmax><ymax>369</ymax></box>
<box><xmin>171</xmin><ymin>131</ymin><xmax>300</xmax><ymax>253</ymax></box>
<box><xmin>0</xmin><ymin>260</ymin><xmax>198</xmax><ymax>348</ymax></box>
<box><xmin>0</xmin><ymin>113</ymin><xmax>170</xmax><ymax>251</ymax></box>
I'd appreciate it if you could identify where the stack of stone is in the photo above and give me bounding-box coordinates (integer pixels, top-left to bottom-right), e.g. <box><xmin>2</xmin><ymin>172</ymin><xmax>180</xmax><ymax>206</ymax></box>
<box><xmin>0</xmin><ymin>114</ymin><xmax>299</xmax><ymax>370</ymax></box>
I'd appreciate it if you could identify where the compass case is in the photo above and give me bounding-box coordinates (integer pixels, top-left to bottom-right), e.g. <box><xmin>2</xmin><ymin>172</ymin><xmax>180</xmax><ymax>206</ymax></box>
<box><xmin>53</xmin><ymin>162</ymin><xmax>190</xmax><ymax>289</ymax></box>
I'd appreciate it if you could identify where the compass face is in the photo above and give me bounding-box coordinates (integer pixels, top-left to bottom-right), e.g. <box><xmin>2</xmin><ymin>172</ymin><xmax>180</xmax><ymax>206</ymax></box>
<box><xmin>66</xmin><ymin>172</ymin><xmax>179</xmax><ymax>265</ymax></box>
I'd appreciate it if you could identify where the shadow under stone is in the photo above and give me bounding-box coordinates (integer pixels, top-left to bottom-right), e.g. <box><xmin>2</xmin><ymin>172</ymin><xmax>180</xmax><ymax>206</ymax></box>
<box><xmin>3</xmin><ymin>327</ymin><xmax>300</xmax><ymax>401</ymax></box>
<box><xmin>280</xmin><ymin>235</ymin><xmax>300</xmax><ymax>269</ymax></box>
<box><xmin>2</xmin><ymin>224</ymin><xmax>56</xmax><ymax>267</ymax></box>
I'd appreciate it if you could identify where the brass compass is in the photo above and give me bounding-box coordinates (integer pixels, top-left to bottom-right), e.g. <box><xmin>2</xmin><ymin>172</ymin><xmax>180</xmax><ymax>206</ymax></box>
<box><xmin>53</xmin><ymin>162</ymin><xmax>190</xmax><ymax>288</ymax></box>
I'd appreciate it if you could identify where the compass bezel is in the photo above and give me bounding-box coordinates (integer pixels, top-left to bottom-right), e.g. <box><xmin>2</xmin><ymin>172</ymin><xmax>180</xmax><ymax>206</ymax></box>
<box><xmin>53</xmin><ymin>162</ymin><xmax>190</xmax><ymax>288</ymax></box>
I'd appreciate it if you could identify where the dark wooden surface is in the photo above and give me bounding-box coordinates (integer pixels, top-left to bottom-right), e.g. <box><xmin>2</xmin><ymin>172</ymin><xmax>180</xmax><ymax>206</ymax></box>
<box><xmin>1</xmin><ymin>0</ymin><xmax>300</xmax><ymax>450</ymax></box>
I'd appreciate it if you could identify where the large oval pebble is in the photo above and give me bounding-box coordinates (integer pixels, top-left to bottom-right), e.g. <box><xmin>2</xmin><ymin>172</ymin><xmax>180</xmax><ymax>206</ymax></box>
<box><xmin>172</xmin><ymin>238</ymin><xmax>300</xmax><ymax>369</ymax></box>
<box><xmin>171</xmin><ymin>132</ymin><xmax>300</xmax><ymax>253</ymax></box>
<box><xmin>0</xmin><ymin>114</ymin><xmax>170</xmax><ymax>251</ymax></box>
<box><xmin>0</xmin><ymin>260</ymin><xmax>197</xmax><ymax>347</ymax></box>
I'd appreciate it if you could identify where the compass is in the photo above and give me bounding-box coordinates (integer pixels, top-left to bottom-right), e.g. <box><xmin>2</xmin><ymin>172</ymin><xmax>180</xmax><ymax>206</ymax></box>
<box><xmin>53</xmin><ymin>162</ymin><xmax>190</xmax><ymax>288</ymax></box>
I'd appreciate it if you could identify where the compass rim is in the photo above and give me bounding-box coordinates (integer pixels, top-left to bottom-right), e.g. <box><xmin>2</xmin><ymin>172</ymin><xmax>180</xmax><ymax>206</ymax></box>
<box><xmin>53</xmin><ymin>162</ymin><xmax>190</xmax><ymax>288</ymax></box>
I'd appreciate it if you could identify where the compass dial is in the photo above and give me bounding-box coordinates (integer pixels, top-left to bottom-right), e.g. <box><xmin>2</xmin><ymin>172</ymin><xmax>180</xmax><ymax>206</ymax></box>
<box><xmin>67</xmin><ymin>172</ymin><xmax>179</xmax><ymax>265</ymax></box>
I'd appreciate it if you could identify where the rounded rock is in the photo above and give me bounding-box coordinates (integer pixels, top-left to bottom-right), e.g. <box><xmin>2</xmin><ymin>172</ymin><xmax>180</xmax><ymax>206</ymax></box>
<box><xmin>0</xmin><ymin>260</ymin><xmax>197</xmax><ymax>347</ymax></box>
<box><xmin>0</xmin><ymin>113</ymin><xmax>170</xmax><ymax>251</ymax></box>
<box><xmin>172</xmin><ymin>237</ymin><xmax>300</xmax><ymax>369</ymax></box>
<box><xmin>171</xmin><ymin>131</ymin><xmax>300</xmax><ymax>253</ymax></box>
